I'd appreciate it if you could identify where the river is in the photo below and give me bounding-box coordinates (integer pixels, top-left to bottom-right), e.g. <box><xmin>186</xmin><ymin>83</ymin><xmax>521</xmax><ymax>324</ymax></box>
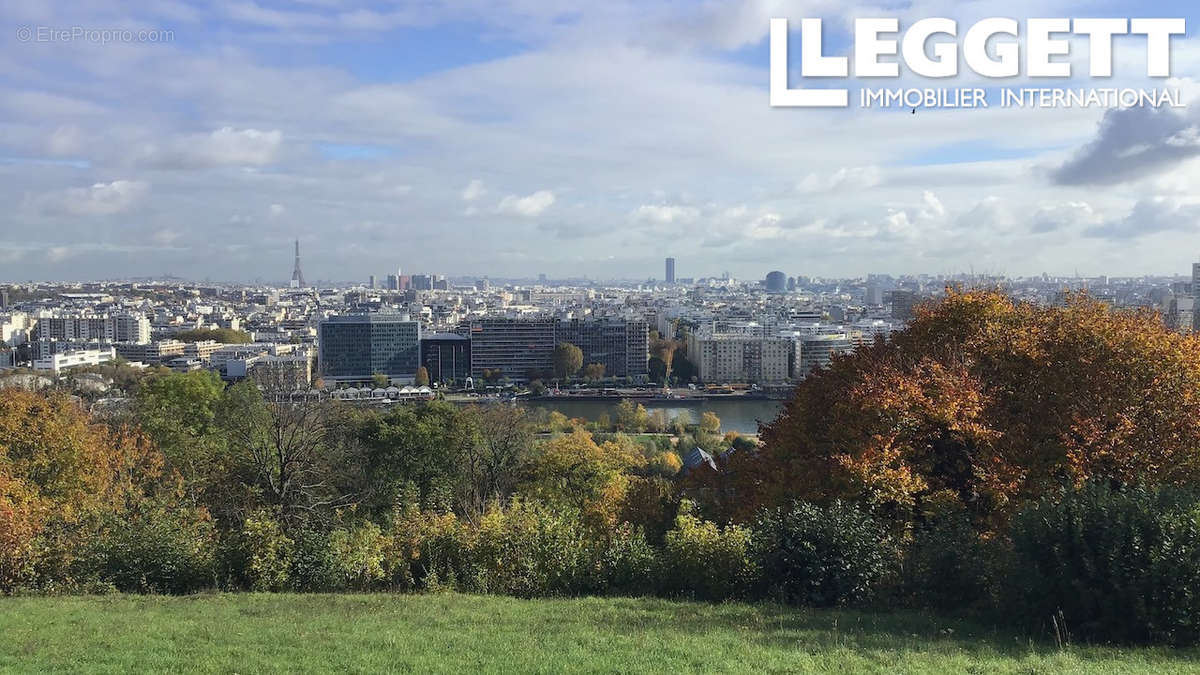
<box><xmin>523</xmin><ymin>399</ymin><xmax>787</xmax><ymax>435</ymax></box>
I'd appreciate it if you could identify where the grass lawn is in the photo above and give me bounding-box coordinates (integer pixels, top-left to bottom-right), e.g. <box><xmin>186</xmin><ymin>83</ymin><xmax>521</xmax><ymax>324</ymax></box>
<box><xmin>2</xmin><ymin>593</ymin><xmax>1198</xmax><ymax>674</ymax></box>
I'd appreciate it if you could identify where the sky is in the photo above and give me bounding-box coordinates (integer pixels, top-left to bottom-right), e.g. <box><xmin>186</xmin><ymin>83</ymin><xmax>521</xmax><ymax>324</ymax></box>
<box><xmin>2</xmin><ymin>0</ymin><xmax>1200</xmax><ymax>283</ymax></box>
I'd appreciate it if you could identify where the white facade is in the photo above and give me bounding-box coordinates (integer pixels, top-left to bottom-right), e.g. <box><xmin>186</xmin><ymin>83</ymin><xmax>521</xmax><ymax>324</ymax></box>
<box><xmin>35</xmin><ymin>314</ymin><xmax>149</xmax><ymax>344</ymax></box>
<box><xmin>33</xmin><ymin>347</ymin><xmax>116</xmax><ymax>373</ymax></box>
<box><xmin>687</xmin><ymin>330</ymin><xmax>791</xmax><ymax>384</ymax></box>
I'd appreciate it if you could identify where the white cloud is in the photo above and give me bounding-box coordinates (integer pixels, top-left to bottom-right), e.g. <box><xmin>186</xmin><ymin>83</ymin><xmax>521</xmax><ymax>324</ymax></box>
<box><xmin>632</xmin><ymin>204</ymin><xmax>699</xmax><ymax>224</ymax></box>
<box><xmin>269</xmin><ymin>203</ymin><xmax>286</xmax><ymax>217</ymax></box>
<box><xmin>136</xmin><ymin>127</ymin><xmax>283</xmax><ymax>169</ymax></box>
<box><xmin>797</xmin><ymin>166</ymin><xmax>882</xmax><ymax>193</ymax></box>
<box><xmin>461</xmin><ymin>179</ymin><xmax>485</xmax><ymax>201</ymax></box>
<box><xmin>497</xmin><ymin>190</ymin><xmax>555</xmax><ymax>217</ymax></box>
<box><xmin>50</xmin><ymin>180</ymin><xmax>149</xmax><ymax>216</ymax></box>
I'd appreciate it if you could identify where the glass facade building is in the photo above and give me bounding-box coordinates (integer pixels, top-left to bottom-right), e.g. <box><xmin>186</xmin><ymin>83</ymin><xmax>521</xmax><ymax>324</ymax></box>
<box><xmin>319</xmin><ymin>312</ymin><xmax>420</xmax><ymax>383</ymax></box>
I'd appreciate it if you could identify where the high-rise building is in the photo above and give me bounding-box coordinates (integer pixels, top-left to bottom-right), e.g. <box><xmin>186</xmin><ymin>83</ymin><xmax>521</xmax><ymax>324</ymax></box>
<box><xmin>891</xmin><ymin>290</ymin><xmax>918</xmax><ymax>320</ymax></box>
<box><xmin>765</xmin><ymin>271</ymin><xmax>787</xmax><ymax>293</ymax></box>
<box><xmin>865</xmin><ymin>283</ymin><xmax>884</xmax><ymax>306</ymax></box>
<box><xmin>463</xmin><ymin>318</ymin><xmax>649</xmax><ymax>383</ymax></box>
<box><xmin>386</xmin><ymin>274</ymin><xmax>399</xmax><ymax>291</ymax></box>
<box><xmin>556</xmin><ymin>318</ymin><xmax>649</xmax><ymax>379</ymax></box>
<box><xmin>318</xmin><ymin>312</ymin><xmax>421</xmax><ymax>383</ymax></box>
<box><xmin>420</xmin><ymin>332</ymin><xmax>472</xmax><ymax>384</ymax></box>
<box><xmin>794</xmin><ymin>334</ymin><xmax>855</xmax><ymax>378</ymax></box>
<box><xmin>368</xmin><ymin>275</ymin><xmax>377</xmax><ymax>289</ymax></box>
<box><xmin>0</xmin><ymin>288</ymin><xmax>8</xmax><ymax>310</ymax></box>
<box><xmin>466</xmin><ymin>318</ymin><xmax>557</xmax><ymax>382</ymax></box>
<box><xmin>686</xmin><ymin>328</ymin><xmax>791</xmax><ymax>384</ymax></box>
<box><xmin>290</xmin><ymin>240</ymin><xmax>306</xmax><ymax>289</ymax></box>
<box><xmin>665</xmin><ymin>257</ymin><xmax>676</xmax><ymax>284</ymax></box>
<box><xmin>35</xmin><ymin>314</ymin><xmax>150</xmax><ymax>344</ymax></box>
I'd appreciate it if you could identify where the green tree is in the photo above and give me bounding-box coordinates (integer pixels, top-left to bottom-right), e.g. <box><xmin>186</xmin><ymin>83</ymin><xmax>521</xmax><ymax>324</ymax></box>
<box><xmin>552</xmin><ymin>343</ymin><xmax>584</xmax><ymax>382</ymax></box>
<box><xmin>371</xmin><ymin>373</ymin><xmax>389</xmax><ymax>388</ymax></box>
<box><xmin>174</xmin><ymin>328</ymin><xmax>251</xmax><ymax>344</ymax></box>
<box><xmin>134</xmin><ymin>370</ymin><xmax>230</xmax><ymax>510</ymax></box>
<box><xmin>584</xmin><ymin>363</ymin><xmax>606</xmax><ymax>382</ymax></box>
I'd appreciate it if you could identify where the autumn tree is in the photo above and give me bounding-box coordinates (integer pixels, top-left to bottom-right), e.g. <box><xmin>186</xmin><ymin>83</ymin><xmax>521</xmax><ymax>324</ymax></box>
<box><xmin>414</xmin><ymin>366</ymin><xmax>430</xmax><ymax>387</ymax></box>
<box><xmin>584</xmin><ymin>363</ymin><xmax>606</xmax><ymax>382</ymax></box>
<box><xmin>650</xmin><ymin>333</ymin><xmax>681</xmax><ymax>384</ymax></box>
<box><xmin>720</xmin><ymin>290</ymin><xmax>1200</xmax><ymax>529</ymax></box>
<box><xmin>552</xmin><ymin>343</ymin><xmax>583</xmax><ymax>382</ymax></box>
<box><xmin>521</xmin><ymin>429</ymin><xmax>643</xmax><ymax>532</ymax></box>
<box><xmin>0</xmin><ymin>390</ymin><xmax>171</xmax><ymax>589</ymax></box>
<box><xmin>613</xmin><ymin>399</ymin><xmax>649</xmax><ymax>432</ymax></box>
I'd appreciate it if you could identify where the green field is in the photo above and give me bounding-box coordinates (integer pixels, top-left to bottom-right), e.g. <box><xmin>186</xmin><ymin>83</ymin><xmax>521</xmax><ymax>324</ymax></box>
<box><xmin>1</xmin><ymin>593</ymin><xmax>1197</xmax><ymax>674</ymax></box>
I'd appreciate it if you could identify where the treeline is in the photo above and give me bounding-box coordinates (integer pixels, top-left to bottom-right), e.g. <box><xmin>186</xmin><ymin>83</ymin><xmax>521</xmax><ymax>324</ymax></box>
<box><xmin>5</xmin><ymin>290</ymin><xmax>1200</xmax><ymax>646</ymax></box>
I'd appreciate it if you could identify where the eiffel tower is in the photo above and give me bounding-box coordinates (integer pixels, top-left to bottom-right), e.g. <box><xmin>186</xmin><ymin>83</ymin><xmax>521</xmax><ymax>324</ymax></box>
<box><xmin>290</xmin><ymin>239</ymin><xmax>306</xmax><ymax>288</ymax></box>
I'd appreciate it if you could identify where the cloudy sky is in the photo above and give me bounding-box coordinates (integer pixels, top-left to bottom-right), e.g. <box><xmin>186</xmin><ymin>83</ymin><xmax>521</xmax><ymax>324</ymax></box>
<box><xmin>2</xmin><ymin>0</ymin><xmax>1199</xmax><ymax>283</ymax></box>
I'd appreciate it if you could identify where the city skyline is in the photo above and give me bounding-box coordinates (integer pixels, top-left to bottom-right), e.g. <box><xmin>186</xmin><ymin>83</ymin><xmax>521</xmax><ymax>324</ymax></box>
<box><xmin>3</xmin><ymin>1</ymin><xmax>1200</xmax><ymax>282</ymax></box>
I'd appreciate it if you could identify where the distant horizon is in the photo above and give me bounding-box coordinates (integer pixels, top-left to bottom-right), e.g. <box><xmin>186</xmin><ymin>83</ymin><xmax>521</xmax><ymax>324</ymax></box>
<box><xmin>4</xmin><ymin>1</ymin><xmax>1200</xmax><ymax>281</ymax></box>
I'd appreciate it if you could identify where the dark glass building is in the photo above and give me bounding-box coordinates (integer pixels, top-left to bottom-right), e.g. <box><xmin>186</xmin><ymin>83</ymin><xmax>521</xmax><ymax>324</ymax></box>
<box><xmin>318</xmin><ymin>312</ymin><xmax>420</xmax><ymax>383</ymax></box>
<box><xmin>420</xmin><ymin>332</ymin><xmax>471</xmax><ymax>384</ymax></box>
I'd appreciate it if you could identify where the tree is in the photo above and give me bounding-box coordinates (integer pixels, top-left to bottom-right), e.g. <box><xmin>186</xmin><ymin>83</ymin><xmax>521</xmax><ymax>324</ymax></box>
<box><xmin>699</xmin><ymin>411</ymin><xmax>721</xmax><ymax>435</ymax></box>
<box><xmin>614</xmin><ymin>399</ymin><xmax>650</xmax><ymax>433</ymax></box>
<box><xmin>733</xmin><ymin>289</ymin><xmax>1200</xmax><ymax>529</ymax></box>
<box><xmin>414</xmin><ymin>367</ymin><xmax>430</xmax><ymax>387</ymax></box>
<box><xmin>174</xmin><ymin>328</ymin><xmax>251</xmax><ymax>344</ymax></box>
<box><xmin>217</xmin><ymin>381</ymin><xmax>357</xmax><ymax>527</ymax></box>
<box><xmin>552</xmin><ymin>343</ymin><xmax>583</xmax><ymax>382</ymax></box>
<box><xmin>672</xmin><ymin>356</ymin><xmax>698</xmax><ymax>384</ymax></box>
<box><xmin>461</xmin><ymin>405</ymin><xmax>534</xmax><ymax>516</ymax></box>
<box><xmin>0</xmin><ymin>390</ymin><xmax>169</xmax><ymax>590</ymax></box>
<box><xmin>134</xmin><ymin>370</ymin><xmax>230</xmax><ymax>512</ymax></box>
<box><xmin>349</xmin><ymin>401</ymin><xmax>478</xmax><ymax>517</ymax></box>
<box><xmin>584</xmin><ymin>363</ymin><xmax>606</xmax><ymax>382</ymax></box>
<box><xmin>371</xmin><ymin>373</ymin><xmax>389</xmax><ymax>388</ymax></box>
<box><xmin>522</xmin><ymin>429</ymin><xmax>642</xmax><ymax>532</ymax></box>
<box><xmin>649</xmin><ymin>334</ymin><xmax>680</xmax><ymax>383</ymax></box>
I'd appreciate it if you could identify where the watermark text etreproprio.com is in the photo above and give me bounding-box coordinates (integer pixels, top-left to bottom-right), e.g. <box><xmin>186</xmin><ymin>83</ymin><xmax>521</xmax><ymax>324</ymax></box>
<box><xmin>16</xmin><ymin>25</ymin><xmax>174</xmax><ymax>44</ymax></box>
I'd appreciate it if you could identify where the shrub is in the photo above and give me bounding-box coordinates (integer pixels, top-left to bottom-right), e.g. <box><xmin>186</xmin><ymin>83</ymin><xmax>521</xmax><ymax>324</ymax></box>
<box><xmin>385</xmin><ymin>508</ymin><xmax>475</xmax><ymax>592</ymax></box>
<box><xmin>289</xmin><ymin>528</ymin><xmax>341</xmax><ymax>592</ymax></box>
<box><xmin>330</xmin><ymin>521</ymin><xmax>387</xmax><ymax>590</ymax></box>
<box><xmin>223</xmin><ymin>511</ymin><xmax>294</xmax><ymax>591</ymax></box>
<box><xmin>78</xmin><ymin>501</ymin><xmax>216</xmax><ymax>594</ymax></box>
<box><xmin>473</xmin><ymin>500</ymin><xmax>592</xmax><ymax>597</ymax></box>
<box><xmin>662</xmin><ymin>501</ymin><xmax>758</xmax><ymax>600</ymax></box>
<box><xmin>901</xmin><ymin>514</ymin><xmax>1007</xmax><ymax>611</ymax></box>
<box><xmin>594</xmin><ymin>522</ymin><xmax>661</xmax><ymax>596</ymax></box>
<box><xmin>752</xmin><ymin>500</ymin><xmax>896</xmax><ymax>607</ymax></box>
<box><xmin>1009</xmin><ymin>482</ymin><xmax>1200</xmax><ymax>645</ymax></box>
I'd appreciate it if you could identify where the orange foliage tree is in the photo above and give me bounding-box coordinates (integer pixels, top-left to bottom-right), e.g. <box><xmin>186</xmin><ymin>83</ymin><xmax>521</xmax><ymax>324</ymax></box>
<box><xmin>0</xmin><ymin>389</ymin><xmax>168</xmax><ymax>589</ymax></box>
<box><xmin>705</xmin><ymin>290</ymin><xmax>1200</xmax><ymax>528</ymax></box>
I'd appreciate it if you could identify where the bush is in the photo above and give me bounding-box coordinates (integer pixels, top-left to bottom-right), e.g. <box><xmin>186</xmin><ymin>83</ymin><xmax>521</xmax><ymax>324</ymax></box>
<box><xmin>594</xmin><ymin>522</ymin><xmax>661</xmax><ymax>596</ymax></box>
<box><xmin>901</xmin><ymin>514</ymin><xmax>1007</xmax><ymax>611</ymax></box>
<box><xmin>289</xmin><ymin>528</ymin><xmax>341</xmax><ymax>592</ymax></box>
<box><xmin>752</xmin><ymin>501</ymin><xmax>896</xmax><ymax>607</ymax></box>
<box><xmin>474</xmin><ymin>500</ymin><xmax>592</xmax><ymax>597</ymax></box>
<box><xmin>330</xmin><ymin>522</ymin><xmax>387</xmax><ymax>590</ymax></box>
<box><xmin>223</xmin><ymin>511</ymin><xmax>294</xmax><ymax>591</ymax></box>
<box><xmin>385</xmin><ymin>508</ymin><xmax>475</xmax><ymax>592</ymax></box>
<box><xmin>662</xmin><ymin>501</ymin><xmax>758</xmax><ymax>600</ymax></box>
<box><xmin>1009</xmin><ymin>482</ymin><xmax>1200</xmax><ymax>645</ymax></box>
<box><xmin>78</xmin><ymin>501</ymin><xmax>216</xmax><ymax>594</ymax></box>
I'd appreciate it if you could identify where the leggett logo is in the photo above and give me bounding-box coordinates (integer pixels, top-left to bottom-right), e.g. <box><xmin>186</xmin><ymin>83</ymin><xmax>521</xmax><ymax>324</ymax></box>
<box><xmin>769</xmin><ymin>18</ymin><xmax>1186</xmax><ymax>109</ymax></box>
